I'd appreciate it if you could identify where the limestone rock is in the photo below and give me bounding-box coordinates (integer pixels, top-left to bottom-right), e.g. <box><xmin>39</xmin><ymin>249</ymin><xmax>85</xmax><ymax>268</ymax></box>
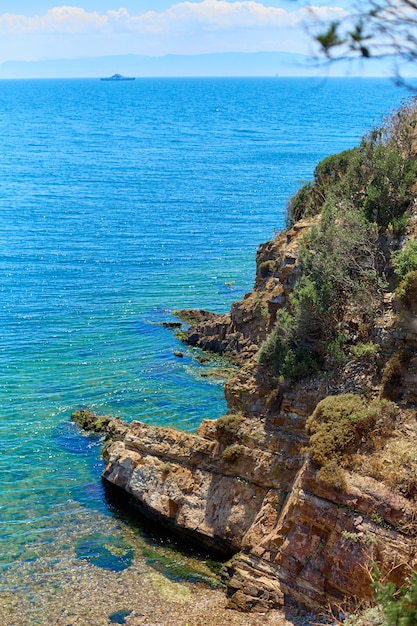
<box><xmin>100</xmin><ymin>411</ymin><xmax>417</xmax><ymax>612</ymax></box>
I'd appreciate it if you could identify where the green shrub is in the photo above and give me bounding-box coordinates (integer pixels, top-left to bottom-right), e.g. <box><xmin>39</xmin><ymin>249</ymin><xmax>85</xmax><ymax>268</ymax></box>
<box><xmin>396</xmin><ymin>270</ymin><xmax>417</xmax><ymax>313</ymax></box>
<box><xmin>343</xmin><ymin>606</ymin><xmax>385</xmax><ymax>626</ymax></box>
<box><xmin>382</xmin><ymin>98</ymin><xmax>417</xmax><ymax>159</ymax></box>
<box><xmin>290</xmin><ymin>273</ymin><xmax>332</xmax><ymax>345</ymax></box>
<box><xmin>388</xmin><ymin>213</ymin><xmax>411</xmax><ymax>237</ymax></box>
<box><xmin>286</xmin><ymin>148</ymin><xmax>357</xmax><ymax>226</ymax></box>
<box><xmin>258</xmin><ymin>309</ymin><xmax>296</xmax><ymax>371</ymax></box>
<box><xmin>286</xmin><ymin>101</ymin><xmax>417</xmax><ymax>233</ymax></box>
<box><xmin>273</xmin><ymin>100</ymin><xmax>417</xmax><ymax>381</ymax></box>
<box><xmin>294</xmin><ymin>202</ymin><xmax>383</xmax><ymax>354</ymax></box>
<box><xmin>374</xmin><ymin>572</ymin><xmax>417</xmax><ymax>626</ymax></box>
<box><xmin>258</xmin><ymin>308</ymin><xmax>319</xmax><ymax>379</ymax></box>
<box><xmin>360</xmin><ymin>142</ymin><xmax>417</xmax><ymax>226</ymax></box>
<box><xmin>350</xmin><ymin>341</ymin><xmax>378</xmax><ymax>360</ymax></box>
<box><xmin>286</xmin><ymin>181</ymin><xmax>317</xmax><ymax>225</ymax></box>
<box><xmin>260</xmin><ymin>202</ymin><xmax>383</xmax><ymax>377</ymax></box>
<box><xmin>331</xmin><ymin>123</ymin><xmax>417</xmax><ymax>228</ymax></box>
<box><xmin>370</xmin><ymin>511</ymin><xmax>392</xmax><ymax>530</ymax></box>
<box><xmin>222</xmin><ymin>444</ymin><xmax>243</xmax><ymax>464</ymax></box>
<box><xmin>381</xmin><ymin>351</ymin><xmax>405</xmax><ymax>400</ymax></box>
<box><xmin>317</xmin><ymin>460</ymin><xmax>347</xmax><ymax>490</ymax></box>
<box><xmin>280</xmin><ymin>345</ymin><xmax>319</xmax><ymax>379</ymax></box>
<box><xmin>392</xmin><ymin>241</ymin><xmax>417</xmax><ymax>281</ymax></box>
<box><xmin>307</xmin><ymin>394</ymin><xmax>371</xmax><ymax>467</ymax></box>
<box><xmin>314</xmin><ymin>147</ymin><xmax>358</xmax><ymax>185</ymax></box>
<box><xmin>327</xmin><ymin>332</ymin><xmax>348</xmax><ymax>364</ymax></box>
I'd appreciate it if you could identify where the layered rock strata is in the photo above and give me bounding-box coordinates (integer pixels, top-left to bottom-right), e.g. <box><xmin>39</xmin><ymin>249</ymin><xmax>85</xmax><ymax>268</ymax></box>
<box><xmin>174</xmin><ymin>218</ymin><xmax>315</xmax><ymax>363</ymax></box>
<box><xmin>76</xmin><ymin>213</ymin><xmax>417</xmax><ymax>614</ymax></box>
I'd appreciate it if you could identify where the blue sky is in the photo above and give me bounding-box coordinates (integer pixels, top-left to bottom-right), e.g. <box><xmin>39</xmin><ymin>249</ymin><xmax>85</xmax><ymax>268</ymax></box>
<box><xmin>0</xmin><ymin>1</ymin><xmax>352</xmax><ymax>63</ymax></box>
<box><xmin>6</xmin><ymin>1</ymin><xmax>354</xmax><ymax>12</ymax></box>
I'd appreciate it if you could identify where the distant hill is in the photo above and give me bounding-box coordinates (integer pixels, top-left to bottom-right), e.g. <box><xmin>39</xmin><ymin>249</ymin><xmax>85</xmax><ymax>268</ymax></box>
<box><xmin>0</xmin><ymin>51</ymin><xmax>392</xmax><ymax>79</ymax></box>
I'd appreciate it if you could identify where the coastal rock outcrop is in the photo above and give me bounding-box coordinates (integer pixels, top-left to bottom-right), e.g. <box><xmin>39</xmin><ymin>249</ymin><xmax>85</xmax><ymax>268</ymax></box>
<box><xmin>75</xmin><ymin>210</ymin><xmax>417</xmax><ymax>613</ymax></box>
<box><xmin>174</xmin><ymin>218</ymin><xmax>315</xmax><ymax>363</ymax></box>
<box><xmin>75</xmin><ymin>105</ymin><xmax>417</xmax><ymax>616</ymax></box>
<box><xmin>81</xmin><ymin>379</ymin><xmax>417</xmax><ymax>612</ymax></box>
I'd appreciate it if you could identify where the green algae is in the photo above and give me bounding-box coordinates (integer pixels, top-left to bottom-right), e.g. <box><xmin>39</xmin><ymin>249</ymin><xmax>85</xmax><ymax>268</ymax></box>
<box><xmin>142</xmin><ymin>547</ymin><xmax>223</xmax><ymax>588</ymax></box>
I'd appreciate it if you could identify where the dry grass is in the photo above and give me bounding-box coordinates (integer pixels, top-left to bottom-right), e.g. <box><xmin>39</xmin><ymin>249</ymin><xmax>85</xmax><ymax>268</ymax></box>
<box><xmin>215</xmin><ymin>413</ymin><xmax>244</xmax><ymax>443</ymax></box>
<box><xmin>306</xmin><ymin>395</ymin><xmax>399</xmax><ymax>473</ymax></box>
<box><xmin>306</xmin><ymin>394</ymin><xmax>417</xmax><ymax>506</ymax></box>
<box><xmin>355</xmin><ymin>435</ymin><xmax>417</xmax><ymax>501</ymax></box>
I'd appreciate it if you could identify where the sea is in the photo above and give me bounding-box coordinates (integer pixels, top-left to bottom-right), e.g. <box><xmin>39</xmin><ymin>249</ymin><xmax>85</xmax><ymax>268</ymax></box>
<box><xmin>0</xmin><ymin>77</ymin><xmax>412</xmax><ymax>623</ymax></box>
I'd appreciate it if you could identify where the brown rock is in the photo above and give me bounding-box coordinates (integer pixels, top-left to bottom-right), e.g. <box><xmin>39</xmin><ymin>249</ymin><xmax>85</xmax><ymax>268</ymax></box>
<box><xmin>97</xmin><ymin>212</ymin><xmax>417</xmax><ymax>615</ymax></box>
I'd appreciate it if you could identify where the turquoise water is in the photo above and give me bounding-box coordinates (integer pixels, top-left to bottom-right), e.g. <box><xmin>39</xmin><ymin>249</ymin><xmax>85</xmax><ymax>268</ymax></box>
<box><xmin>0</xmin><ymin>78</ymin><xmax>410</xmax><ymax>607</ymax></box>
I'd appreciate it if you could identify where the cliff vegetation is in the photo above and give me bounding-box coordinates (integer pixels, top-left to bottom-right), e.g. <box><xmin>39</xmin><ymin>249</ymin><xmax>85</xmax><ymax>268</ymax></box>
<box><xmin>74</xmin><ymin>100</ymin><xmax>417</xmax><ymax>623</ymax></box>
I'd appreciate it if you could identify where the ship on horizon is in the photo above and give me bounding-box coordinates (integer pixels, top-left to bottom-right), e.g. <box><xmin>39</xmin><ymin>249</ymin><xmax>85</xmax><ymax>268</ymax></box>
<box><xmin>100</xmin><ymin>74</ymin><xmax>135</xmax><ymax>81</ymax></box>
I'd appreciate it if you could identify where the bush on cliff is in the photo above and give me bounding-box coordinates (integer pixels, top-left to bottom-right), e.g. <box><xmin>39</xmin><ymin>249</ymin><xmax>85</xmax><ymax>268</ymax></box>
<box><xmin>393</xmin><ymin>240</ymin><xmax>417</xmax><ymax>281</ymax></box>
<box><xmin>287</xmin><ymin>106</ymin><xmax>417</xmax><ymax>230</ymax></box>
<box><xmin>307</xmin><ymin>394</ymin><xmax>374</xmax><ymax>467</ymax></box>
<box><xmin>260</xmin><ymin>100</ymin><xmax>417</xmax><ymax>379</ymax></box>
<box><xmin>374</xmin><ymin>571</ymin><xmax>417</xmax><ymax>626</ymax></box>
<box><xmin>306</xmin><ymin>394</ymin><xmax>398</xmax><ymax>487</ymax></box>
<box><xmin>392</xmin><ymin>241</ymin><xmax>417</xmax><ymax>318</ymax></box>
<box><xmin>286</xmin><ymin>148</ymin><xmax>358</xmax><ymax>225</ymax></box>
<box><xmin>358</xmin><ymin>137</ymin><xmax>417</xmax><ymax>227</ymax></box>
<box><xmin>259</xmin><ymin>201</ymin><xmax>383</xmax><ymax>377</ymax></box>
<box><xmin>257</xmin><ymin>308</ymin><xmax>319</xmax><ymax>379</ymax></box>
<box><xmin>296</xmin><ymin>201</ymin><xmax>383</xmax><ymax>340</ymax></box>
<box><xmin>215</xmin><ymin>413</ymin><xmax>243</xmax><ymax>443</ymax></box>
<box><xmin>395</xmin><ymin>270</ymin><xmax>417</xmax><ymax>314</ymax></box>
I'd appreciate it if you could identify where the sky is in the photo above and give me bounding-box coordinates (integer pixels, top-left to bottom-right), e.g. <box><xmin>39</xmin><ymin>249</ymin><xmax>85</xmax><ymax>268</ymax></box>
<box><xmin>0</xmin><ymin>1</ymin><xmax>352</xmax><ymax>64</ymax></box>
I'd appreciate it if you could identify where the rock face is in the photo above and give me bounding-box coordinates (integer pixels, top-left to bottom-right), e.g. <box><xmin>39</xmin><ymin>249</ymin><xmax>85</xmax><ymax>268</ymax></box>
<box><xmin>100</xmin><ymin>405</ymin><xmax>417</xmax><ymax>612</ymax></box>
<box><xmin>70</xmin><ymin>191</ymin><xmax>417</xmax><ymax>610</ymax></box>
<box><xmin>174</xmin><ymin>219</ymin><xmax>316</xmax><ymax>363</ymax></box>
<box><xmin>89</xmin><ymin>209</ymin><xmax>417</xmax><ymax>615</ymax></box>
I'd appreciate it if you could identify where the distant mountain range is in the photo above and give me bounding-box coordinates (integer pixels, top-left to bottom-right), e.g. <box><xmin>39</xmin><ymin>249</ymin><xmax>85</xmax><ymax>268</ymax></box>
<box><xmin>0</xmin><ymin>51</ymin><xmax>393</xmax><ymax>79</ymax></box>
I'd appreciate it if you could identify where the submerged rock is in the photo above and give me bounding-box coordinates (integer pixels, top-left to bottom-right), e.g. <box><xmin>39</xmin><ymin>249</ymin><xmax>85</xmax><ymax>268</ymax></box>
<box><xmin>75</xmin><ymin>532</ymin><xmax>134</xmax><ymax>572</ymax></box>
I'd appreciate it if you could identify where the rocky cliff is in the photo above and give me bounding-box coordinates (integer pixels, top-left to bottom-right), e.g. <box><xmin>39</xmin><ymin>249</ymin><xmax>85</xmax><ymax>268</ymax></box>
<box><xmin>73</xmin><ymin>103</ymin><xmax>417</xmax><ymax>616</ymax></box>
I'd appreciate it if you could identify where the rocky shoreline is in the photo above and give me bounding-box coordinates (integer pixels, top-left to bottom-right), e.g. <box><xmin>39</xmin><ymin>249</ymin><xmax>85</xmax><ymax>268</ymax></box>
<box><xmin>72</xmin><ymin>211</ymin><xmax>417</xmax><ymax>616</ymax></box>
<box><xmin>72</xmin><ymin>107</ymin><xmax>417</xmax><ymax>619</ymax></box>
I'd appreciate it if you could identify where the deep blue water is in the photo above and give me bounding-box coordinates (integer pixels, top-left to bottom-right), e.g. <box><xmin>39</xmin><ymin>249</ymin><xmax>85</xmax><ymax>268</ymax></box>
<box><xmin>0</xmin><ymin>77</ymin><xmax>411</xmax><ymax>604</ymax></box>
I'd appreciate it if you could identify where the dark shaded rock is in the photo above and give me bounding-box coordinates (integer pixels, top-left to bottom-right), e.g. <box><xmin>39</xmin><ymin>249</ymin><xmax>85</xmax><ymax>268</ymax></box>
<box><xmin>71</xmin><ymin>409</ymin><xmax>111</xmax><ymax>432</ymax></box>
<box><xmin>160</xmin><ymin>321</ymin><xmax>182</xmax><ymax>329</ymax></box>
<box><xmin>71</xmin><ymin>409</ymin><xmax>129</xmax><ymax>445</ymax></box>
<box><xmin>172</xmin><ymin>309</ymin><xmax>219</xmax><ymax>325</ymax></box>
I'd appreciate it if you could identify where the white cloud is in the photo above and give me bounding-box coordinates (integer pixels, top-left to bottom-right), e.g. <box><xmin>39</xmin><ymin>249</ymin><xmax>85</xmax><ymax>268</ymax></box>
<box><xmin>0</xmin><ymin>2</ymin><xmax>349</xmax><ymax>35</ymax></box>
<box><xmin>0</xmin><ymin>7</ymin><xmax>107</xmax><ymax>34</ymax></box>
<box><xmin>0</xmin><ymin>2</ymin><xmax>350</xmax><ymax>61</ymax></box>
<box><xmin>154</xmin><ymin>1</ymin><xmax>296</xmax><ymax>30</ymax></box>
<box><xmin>300</xmin><ymin>5</ymin><xmax>348</xmax><ymax>22</ymax></box>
